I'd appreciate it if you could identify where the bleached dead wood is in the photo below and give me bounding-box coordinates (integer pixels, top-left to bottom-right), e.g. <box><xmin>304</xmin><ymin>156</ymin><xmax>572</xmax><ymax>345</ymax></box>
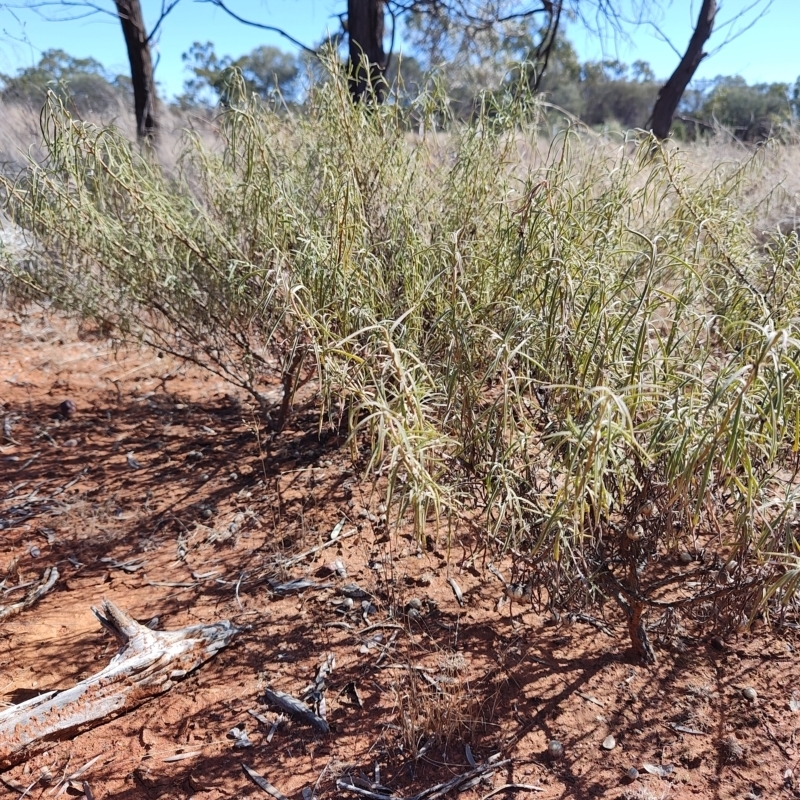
<box><xmin>0</xmin><ymin>599</ymin><xmax>237</xmax><ymax>769</ymax></box>
<box><xmin>0</xmin><ymin>566</ymin><xmax>59</xmax><ymax>621</ymax></box>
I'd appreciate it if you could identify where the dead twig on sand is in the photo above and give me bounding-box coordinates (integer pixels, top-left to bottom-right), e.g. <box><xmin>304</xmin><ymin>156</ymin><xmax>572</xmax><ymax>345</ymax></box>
<box><xmin>337</xmin><ymin>757</ymin><xmax>511</xmax><ymax>800</ymax></box>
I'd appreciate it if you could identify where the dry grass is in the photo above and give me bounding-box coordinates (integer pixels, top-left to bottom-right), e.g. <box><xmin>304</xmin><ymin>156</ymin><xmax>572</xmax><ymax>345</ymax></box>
<box><xmin>0</xmin><ymin>98</ymin><xmax>221</xmax><ymax>175</ymax></box>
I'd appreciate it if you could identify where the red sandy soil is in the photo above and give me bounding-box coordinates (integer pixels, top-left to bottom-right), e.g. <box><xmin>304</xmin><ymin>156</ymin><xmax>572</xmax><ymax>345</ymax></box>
<box><xmin>1</xmin><ymin>307</ymin><xmax>799</xmax><ymax>800</ymax></box>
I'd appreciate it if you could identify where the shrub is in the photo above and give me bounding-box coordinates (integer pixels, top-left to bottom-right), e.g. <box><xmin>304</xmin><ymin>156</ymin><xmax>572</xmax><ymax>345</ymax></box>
<box><xmin>3</xmin><ymin>65</ymin><xmax>800</xmax><ymax>662</ymax></box>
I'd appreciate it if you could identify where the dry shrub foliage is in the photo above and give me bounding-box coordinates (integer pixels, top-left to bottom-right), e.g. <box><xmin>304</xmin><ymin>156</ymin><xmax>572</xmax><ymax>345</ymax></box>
<box><xmin>3</xmin><ymin>66</ymin><xmax>800</xmax><ymax>658</ymax></box>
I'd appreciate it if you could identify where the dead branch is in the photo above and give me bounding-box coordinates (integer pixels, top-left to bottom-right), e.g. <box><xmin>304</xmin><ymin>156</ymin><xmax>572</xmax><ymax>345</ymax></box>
<box><xmin>0</xmin><ymin>599</ymin><xmax>237</xmax><ymax>769</ymax></box>
<box><xmin>0</xmin><ymin>566</ymin><xmax>59</xmax><ymax>621</ymax></box>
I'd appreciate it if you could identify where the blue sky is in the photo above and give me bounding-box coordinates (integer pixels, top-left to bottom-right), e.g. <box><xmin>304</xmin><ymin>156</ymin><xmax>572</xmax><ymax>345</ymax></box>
<box><xmin>0</xmin><ymin>0</ymin><xmax>797</xmax><ymax>98</ymax></box>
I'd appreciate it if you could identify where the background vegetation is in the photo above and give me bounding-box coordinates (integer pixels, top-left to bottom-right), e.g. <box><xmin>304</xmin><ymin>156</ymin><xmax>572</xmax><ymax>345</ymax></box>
<box><xmin>3</xmin><ymin>31</ymin><xmax>798</xmax><ymax>144</ymax></box>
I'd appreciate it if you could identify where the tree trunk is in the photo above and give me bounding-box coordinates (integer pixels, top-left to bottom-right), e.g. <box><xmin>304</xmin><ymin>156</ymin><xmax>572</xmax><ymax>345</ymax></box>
<box><xmin>114</xmin><ymin>0</ymin><xmax>158</xmax><ymax>140</ymax></box>
<box><xmin>650</xmin><ymin>0</ymin><xmax>716</xmax><ymax>140</ymax></box>
<box><xmin>347</xmin><ymin>0</ymin><xmax>387</xmax><ymax>103</ymax></box>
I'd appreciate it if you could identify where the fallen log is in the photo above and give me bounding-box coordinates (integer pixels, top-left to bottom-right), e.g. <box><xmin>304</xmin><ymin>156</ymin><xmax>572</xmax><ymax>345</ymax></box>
<box><xmin>0</xmin><ymin>599</ymin><xmax>237</xmax><ymax>769</ymax></box>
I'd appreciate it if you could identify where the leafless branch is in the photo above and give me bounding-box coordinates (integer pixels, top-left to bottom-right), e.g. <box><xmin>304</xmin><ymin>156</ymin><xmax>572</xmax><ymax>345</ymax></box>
<box><xmin>6</xmin><ymin>0</ymin><xmax>117</xmax><ymax>23</ymax></box>
<box><xmin>146</xmin><ymin>0</ymin><xmax>182</xmax><ymax>42</ymax></box>
<box><xmin>197</xmin><ymin>0</ymin><xmax>317</xmax><ymax>56</ymax></box>
<box><xmin>706</xmin><ymin>0</ymin><xmax>772</xmax><ymax>57</ymax></box>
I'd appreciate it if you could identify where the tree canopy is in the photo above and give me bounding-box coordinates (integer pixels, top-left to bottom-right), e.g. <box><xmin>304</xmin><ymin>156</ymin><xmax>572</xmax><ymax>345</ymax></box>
<box><xmin>0</xmin><ymin>49</ymin><xmax>131</xmax><ymax>113</ymax></box>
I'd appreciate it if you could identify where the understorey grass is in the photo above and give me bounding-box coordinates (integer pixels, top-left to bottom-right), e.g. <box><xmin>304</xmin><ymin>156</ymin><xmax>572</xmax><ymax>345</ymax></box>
<box><xmin>3</xmin><ymin>65</ymin><xmax>800</xmax><ymax>661</ymax></box>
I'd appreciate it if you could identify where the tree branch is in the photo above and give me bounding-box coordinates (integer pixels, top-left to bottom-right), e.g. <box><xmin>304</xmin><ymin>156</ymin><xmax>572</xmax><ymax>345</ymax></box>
<box><xmin>197</xmin><ymin>0</ymin><xmax>317</xmax><ymax>56</ymax></box>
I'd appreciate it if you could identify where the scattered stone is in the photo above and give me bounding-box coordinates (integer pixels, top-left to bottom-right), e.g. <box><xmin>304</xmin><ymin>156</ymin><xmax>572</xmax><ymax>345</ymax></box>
<box><xmin>625</xmin><ymin>767</ymin><xmax>639</xmax><ymax>781</ymax></box>
<box><xmin>228</xmin><ymin>726</ymin><xmax>253</xmax><ymax>748</ymax></box>
<box><xmin>361</xmin><ymin>601</ymin><xmax>378</xmax><ymax>617</ymax></box>
<box><xmin>679</xmin><ymin>551</ymin><xmax>694</xmax><ymax>563</ymax></box>
<box><xmin>547</xmin><ymin>740</ymin><xmax>564</xmax><ymax>761</ymax></box>
<box><xmin>63</xmin><ymin>439</ymin><xmax>78</xmax><ymax>448</ymax></box>
<box><xmin>626</xmin><ymin>525</ymin><xmax>644</xmax><ymax>541</ymax></box>
<box><xmin>335</xmin><ymin>597</ymin><xmax>354</xmax><ymax>613</ymax></box>
<box><xmin>602</xmin><ymin>735</ymin><xmax>616</xmax><ymax>751</ymax></box>
<box><xmin>742</xmin><ymin>686</ymin><xmax>757</xmax><ymax>702</ymax></box>
<box><xmin>642</xmin><ymin>764</ymin><xmax>674</xmax><ymax>778</ymax></box>
<box><xmin>325</xmin><ymin>559</ymin><xmax>347</xmax><ymax>578</ymax></box>
<box><xmin>59</xmin><ymin>399</ymin><xmax>77</xmax><ymax>418</ymax></box>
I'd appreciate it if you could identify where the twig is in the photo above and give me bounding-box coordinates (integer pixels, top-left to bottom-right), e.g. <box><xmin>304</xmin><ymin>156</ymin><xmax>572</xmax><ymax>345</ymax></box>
<box><xmin>336</xmin><ymin>781</ymin><xmax>395</xmax><ymax>800</ymax></box>
<box><xmin>0</xmin><ymin>567</ymin><xmax>59</xmax><ymax>621</ymax></box>
<box><xmin>358</xmin><ymin>622</ymin><xmax>405</xmax><ymax>635</ymax></box>
<box><xmin>337</xmin><ymin>759</ymin><xmax>510</xmax><ymax>800</ymax></box>
<box><xmin>243</xmin><ymin>764</ymin><xmax>290</xmax><ymax>800</ymax></box>
<box><xmin>262</xmin><ymin>688</ymin><xmax>329</xmax><ymax>734</ymax></box>
<box><xmin>280</xmin><ymin>525</ymin><xmax>356</xmax><ymax>568</ymax></box>
<box><xmin>479</xmin><ymin>785</ymin><xmax>544</xmax><ymax>799</ymax></box>
<box><xmin>448</xmin><ymin>578</ymin><xmax>464</xmax><ymax>606</ymax></box>
<box><xmin>408</xmin><ymin>759</ymin><xmax>510</xmax><ymax>800</ymax></box>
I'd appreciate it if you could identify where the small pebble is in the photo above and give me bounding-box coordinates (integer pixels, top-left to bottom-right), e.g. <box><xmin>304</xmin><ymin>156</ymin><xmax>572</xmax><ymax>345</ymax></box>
<box><xmin>547</xmin><ymin>740</ymin><xmax>564</xmax><ymax>760</ymax></box>
<box><xmin>200</xmin><ymin>507</ymin><xmax>213</xmax><ymax>519</ymax></box>
<box><xmin>626</xmin><ymin>525</ymin><xmax>644</xmax><ymax>541</ymax></box>
<box><xmin>59</xmin><ymin>399</ymin><xmax>77</xmax><ymax>418</ymax></box>
<box><xmin>742</xmin><ymin>686</ymin><xmax>757</xmax><ymax>702</ymax></box>
<box><xmin>29</xmin><ymin>546</ymin><xmax>41</xmax><ymax>558</ymax></box>
<box><xmin>328</xmin><ymin>559</ymin><xmax>347</xmax><ymax>578</ymax></box>
<box><xmin>602</xmin><ymin>735</ymin><xmax>616</xmax><ymax>751</ymax></box>
<box><xmin>62</xmin><ymin>439</ymin><xmax>78</xmax><ymax>448</ymax></box>
<box><xmin>406</xmin><ymin>598</ymin><xmax>422</xmax><ymax>611</ymax></box>
<box><xmin>679</xmin><ymin>551</ymin><xmax>693</xmax><ymax>563</ymax></box>
<box><xmin>626</xmin><ymin>767</ymin><xmax>639</xmax><ymax>780</ymax></box>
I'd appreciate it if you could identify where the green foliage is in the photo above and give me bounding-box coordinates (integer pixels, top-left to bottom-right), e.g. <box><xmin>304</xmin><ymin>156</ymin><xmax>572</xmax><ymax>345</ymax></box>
<box><xmin>533</xmin><ymin>47</ymin><xmax>659</xmax><ymax>129</ymax></box>
<box><xmin>701</xmin><ymin>76</ymin><xmax>793</xmax><ymax>140</ymax></box>
<box><xmin>4</xmin><ymin>68</ymin><xmax>800</xmax><ymax>650</ymax></box>
<box><xmin>0</xmin><ymin>49</ymin><xmax>130</xmax><ymax>113</ymax></box>
<box><xmin>180</xmin><ymin>41</ymin><xmax>300</xmax><ymax>106</ymax></box>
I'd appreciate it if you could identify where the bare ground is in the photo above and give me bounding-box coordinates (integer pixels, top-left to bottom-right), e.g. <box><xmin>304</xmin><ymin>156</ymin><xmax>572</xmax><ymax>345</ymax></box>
<box><xmin>1</xmin><ymin>307</ymin><xmax>799</xmax><ymax>800</ymax></box>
